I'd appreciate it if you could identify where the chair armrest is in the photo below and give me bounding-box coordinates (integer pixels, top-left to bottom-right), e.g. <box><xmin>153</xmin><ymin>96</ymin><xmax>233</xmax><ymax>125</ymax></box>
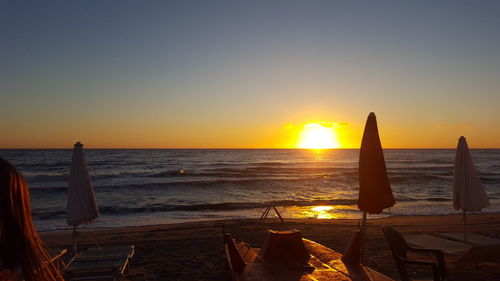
<box><xmin>399</xmin><ymin>257</ymin><xmax>442</xmax><ymax>281</ymax></box>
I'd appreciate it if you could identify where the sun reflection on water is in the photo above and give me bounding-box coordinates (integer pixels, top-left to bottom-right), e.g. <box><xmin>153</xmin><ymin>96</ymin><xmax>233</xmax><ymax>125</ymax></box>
<box><xmin>311</xmin><ymin>206</ymin><xmax>335</xmax><ymax>219</ymax></box>
<box><xmin>312</xmin><ymin>206</ymin><xmax>333</xmax><ymax>212</ymax></box>
<box><xmin>282</xmin><ymin>205</ymin><xmax>384</xmax><ymax>220</ymax></box>
<box><xmin>287</xmin><ymin>205</ymin><xmax>343</xmax><ymax>219</ymax></box>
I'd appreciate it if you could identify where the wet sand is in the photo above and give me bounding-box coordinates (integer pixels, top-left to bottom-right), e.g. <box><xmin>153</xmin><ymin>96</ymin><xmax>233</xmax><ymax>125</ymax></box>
<box><xmin>40</xmin><ymin>214</ymin><xmax>500</xmax><ymax>281</ymax></box>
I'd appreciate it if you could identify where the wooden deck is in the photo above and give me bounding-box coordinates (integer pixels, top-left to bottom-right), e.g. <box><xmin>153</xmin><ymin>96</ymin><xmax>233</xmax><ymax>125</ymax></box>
<box><xmin>303</xmin><ymin>239</ymin><xmax>393</xmax><ymax>281</ymax></box>
<box><xmin>226</xmin><ymin>235</ymin><xmax>393</xmax><ymax>281</ymax></box>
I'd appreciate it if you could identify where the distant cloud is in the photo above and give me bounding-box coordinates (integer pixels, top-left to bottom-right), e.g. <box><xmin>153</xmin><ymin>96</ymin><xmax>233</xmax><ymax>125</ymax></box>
<box><xmin>334</xmin><ymin>122</ymin><xmax>350</xmax><ymax>128</ymax></box>
<box><xmin>285</xmin><ymin>121</ymin><xmax>350</xmax><ymax>130</ymax></box>
<box><xmin>318</xmin><ymin>122</ymin><xmax>350</xmax><ymax>128</ymax></box>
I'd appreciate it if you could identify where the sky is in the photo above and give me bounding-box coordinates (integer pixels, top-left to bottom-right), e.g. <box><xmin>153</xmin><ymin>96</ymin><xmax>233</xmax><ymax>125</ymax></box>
<box><xmin>1</xmin><ymin>0</ymin><xmax>499</xmax><ymax>148</ymax></box>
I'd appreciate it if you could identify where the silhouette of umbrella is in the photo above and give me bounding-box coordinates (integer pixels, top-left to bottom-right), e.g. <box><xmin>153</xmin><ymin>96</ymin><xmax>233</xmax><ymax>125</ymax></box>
<box><xmin>67</xmin><ymin>142</ymin><xmax>99</xmax><ymax>254</ymax></box>
<box><xmin>453</xmin><ymin>136</ymin><xmax>489</xmax><ymax>243</ymax></box>
<box><xmin>358</xmin><ymin>112</ymin><xmax>395</xmax><ymax>260</ymax></box>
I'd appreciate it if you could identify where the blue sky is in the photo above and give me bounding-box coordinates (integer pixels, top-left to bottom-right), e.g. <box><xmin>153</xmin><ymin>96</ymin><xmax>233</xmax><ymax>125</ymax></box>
<box><xmin>1</xmin><ymin>0</ymin><xmax>499</xmax><ymax>148</ymax></box>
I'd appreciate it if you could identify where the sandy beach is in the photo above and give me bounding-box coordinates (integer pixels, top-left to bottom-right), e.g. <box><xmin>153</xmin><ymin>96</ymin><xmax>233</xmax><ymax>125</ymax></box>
<box><xmin>40</xmin><ymin>214</ymin><xmax>500</xmax><ymax>281</ymax></box>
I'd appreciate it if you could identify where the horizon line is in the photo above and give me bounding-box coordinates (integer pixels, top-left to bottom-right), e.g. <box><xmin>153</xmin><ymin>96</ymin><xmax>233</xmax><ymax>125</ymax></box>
<box><xmin>1</xmin><ymin>147</ymin><xmax>499</xmax><ymax>150</ymax></box>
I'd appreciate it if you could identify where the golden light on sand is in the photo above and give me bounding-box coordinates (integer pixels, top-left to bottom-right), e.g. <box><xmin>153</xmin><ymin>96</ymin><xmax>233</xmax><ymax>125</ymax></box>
<box><xmin>297</xmin><ymin>122</ymin><xmax>341</xmax><ymax>149</ymax></box>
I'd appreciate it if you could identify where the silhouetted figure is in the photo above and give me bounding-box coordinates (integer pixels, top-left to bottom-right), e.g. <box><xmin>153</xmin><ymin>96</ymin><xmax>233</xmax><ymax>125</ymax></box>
<box><xmin>0</xmin><ymin>157</ymin><xmax>63</xmax><ymax>281</ymax></box>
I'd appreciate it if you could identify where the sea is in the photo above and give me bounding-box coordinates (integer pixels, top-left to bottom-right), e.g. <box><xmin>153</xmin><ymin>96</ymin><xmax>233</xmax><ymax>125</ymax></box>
<box><xmin>0</xmin><ymin>149</ymin><xmax>499</xmax><ymax>232</ymax></box>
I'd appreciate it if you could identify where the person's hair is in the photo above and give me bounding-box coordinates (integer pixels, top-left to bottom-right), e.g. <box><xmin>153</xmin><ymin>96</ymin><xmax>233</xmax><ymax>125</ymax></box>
<box><xmin>0</xmin><ymin>157</ymin><xmax>63</xmax><ymax>281</ymax></box>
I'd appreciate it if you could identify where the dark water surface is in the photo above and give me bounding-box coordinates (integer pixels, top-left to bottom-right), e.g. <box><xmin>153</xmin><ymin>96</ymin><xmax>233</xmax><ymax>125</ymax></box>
<box><xmin>1</xmin><ymin>149</ymin><xmax>499</xmax><ymax>231</ymax></box>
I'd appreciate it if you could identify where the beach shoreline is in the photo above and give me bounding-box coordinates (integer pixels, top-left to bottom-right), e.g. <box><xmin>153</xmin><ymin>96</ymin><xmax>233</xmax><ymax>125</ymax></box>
<box><xmin>37</xmin><ymin>211</ymin><xmax>500</xmax><ymax>234</ymax></box>
<box><xmin>41</xmin><ymin>214</ymin><xmax>500</xmax><ymax>281</ymax></box>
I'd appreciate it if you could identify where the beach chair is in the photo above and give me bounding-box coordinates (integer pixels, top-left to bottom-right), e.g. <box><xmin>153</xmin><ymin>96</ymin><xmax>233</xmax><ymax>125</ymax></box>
<box><xmin>49</xmin><ymin>248</ymin><xmax>69</xmax><ymax>272</ymax></box>
<box><xmin>63</xmin><ymin>245</ymin><xmax>135</xmax><ymax>281</ymax></box>
<box><xmin>383</xmin><ymin>226</ymin><xmax>446</xmax><ymax>281</ymax></box>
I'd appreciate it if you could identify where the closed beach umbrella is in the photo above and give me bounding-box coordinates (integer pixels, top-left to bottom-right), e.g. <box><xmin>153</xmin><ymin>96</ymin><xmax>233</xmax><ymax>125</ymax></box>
<box><xmin>358</xmin><ymin>112</ymin><xmax>395</xmax><ymax>260</ymax></box>
<box><xmin>67</xmin><ymin>142</ymin><xmax>99</xmax><ymax>253</ymax></box>
<box><xmin>453</xmin><ymin>136</ymin><xmax>489</xmax><ymax>243</ymax></box>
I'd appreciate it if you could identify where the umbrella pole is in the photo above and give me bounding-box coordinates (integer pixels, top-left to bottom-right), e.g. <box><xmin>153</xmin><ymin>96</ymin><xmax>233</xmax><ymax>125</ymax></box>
<box><xmin>463</xmin><ymin>209</ymin><xmax>468</xmax><ymax>244</ymax></box>
<box><xmin>361</xmin><ymin>211</ymin><xmax>367</xmax><ymax>263</ymax></box>
<box><xmin>72</xmin><ymin>226</ymin><xmax>78</xmax><ymax>255</ymax></box>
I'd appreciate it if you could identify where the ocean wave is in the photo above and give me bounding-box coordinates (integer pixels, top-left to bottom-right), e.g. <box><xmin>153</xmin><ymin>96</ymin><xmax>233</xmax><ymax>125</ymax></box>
<box><xmin>32</xmin><ymin>197</ymin><xmax>441</xmax><ymax>219</ymax></box>
<box><xmin>22</xmin><ymin>165</ymin><xmax>472</xmax><ymax>183</ymax></box>
<box><xmin>32</xmin><ymin>210</ymin><xmax>66</xmax><ymax>220</ymax></box>
<box><xmin>141</xmin><ymin>165</ymin><xmax>462</xmax><ymax>179</ymax></box>
<box><xmin>148</xmin><ymin>170</ymin><xmax>190</xmax><ymax>177</ymax></box>
<box><xmin>111</xmin><ymin>176</ymin><xmax>329</xmax><ymax>189</ymax></box>
<box><xmin>146</xmin><ymin>166</ymin><xmax>342</xmax><ymax>177</ymax></box>
<box><xmin>482</xmin><ymin>177</ymin><xmax>500</xmax><ymax>185</ymax></box>
<box><xmin>30</xmin><ymin>186</ymin><xmax>67</xmax><ymax>192</ymax></box>
<box><xmin>424</xmin><ymin>197</ymin><xmax>451</xmax><ymax>202</ymax></box>
<box><xmin>26</xmin><ymin>174</ymin><xmax>500</xmax><ymax>194</ymax></box>
<box><xmin>244</xmin><ymin>161</ymin><xmax>289</xmax><ymax>166</ymax></box>
<box><xmin>25</xmin><ymin>164</ymin><xmax>500</xmax><ymax>187</ymax></box>
<box><xmin>25</xmin><ymin>174</ymin><xmax>68</xmax><ymax>182</ymax></box>
<box><xmin>389</xmin><ymin>175</ymin><xmax>451</xmax><ymax>184</ymax></box>
<box><xmin>88</xmin><ymin>160</ymin><xmax>147</xmax><ymax>167</ymax></box>
<box><xmin>15</xmin><ymin>160</ymin><xmax>71</xmax><ymax>168</ymax></box>
<box><xmin>385</xmin><ymin>157</ymin><xmax>454</xmax><ymax>165</ymax></box>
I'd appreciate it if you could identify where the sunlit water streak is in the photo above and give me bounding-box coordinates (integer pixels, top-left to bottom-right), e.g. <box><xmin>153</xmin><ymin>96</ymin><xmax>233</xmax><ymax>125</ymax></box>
<box><xmin>1</xmin><ymin>149</ymin><xmax>499</xmax><ymax>231</ymax></box>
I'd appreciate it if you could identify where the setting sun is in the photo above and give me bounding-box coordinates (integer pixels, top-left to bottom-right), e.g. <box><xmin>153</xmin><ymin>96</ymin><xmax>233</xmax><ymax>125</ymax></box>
<box><xmin>297</xmin><ymin>122</ymin><xmax>341</xmax><ymax>149</ymax></box>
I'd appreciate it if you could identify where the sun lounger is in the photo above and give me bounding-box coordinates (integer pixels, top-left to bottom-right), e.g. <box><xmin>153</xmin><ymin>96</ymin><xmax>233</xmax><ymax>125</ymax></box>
<box><xmin>404</xmin><ymin>234</ymin><xmax>471</xmax><ymax>255</ymax></box>
<box><xmin>436</xmin><ymin>233</ymin><xmax>500</xmax><ymax>246</ymax></box>
<box><xmin>63</xmin><ymin>245</ymin><xmax>135</xmax><ymax>281</ymax></box>
<box><xmin>404</xmin><ymin>234</ymin><xmax>500</xmax><ymax>266</ymax></box>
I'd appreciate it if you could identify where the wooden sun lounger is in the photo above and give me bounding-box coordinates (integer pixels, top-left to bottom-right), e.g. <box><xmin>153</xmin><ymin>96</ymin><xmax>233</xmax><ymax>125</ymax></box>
<box><xmin>64</xmin><ymin>245</ymin><xmax>135</xmax><ymax>281</ymax></box>
<box><xmin>436</xmin><ymin>233</ymin><xmax>500</xmax><ymax>246</ymax></box>
<box><xmin>404</xmin><ymin>234</ymin><xmax>471</xmax><ymax>255</ymax></box>
<box><xmin>404</xmin><ymin>234</ymin><xmax>500</xmax><ymax>264</ymax></box>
